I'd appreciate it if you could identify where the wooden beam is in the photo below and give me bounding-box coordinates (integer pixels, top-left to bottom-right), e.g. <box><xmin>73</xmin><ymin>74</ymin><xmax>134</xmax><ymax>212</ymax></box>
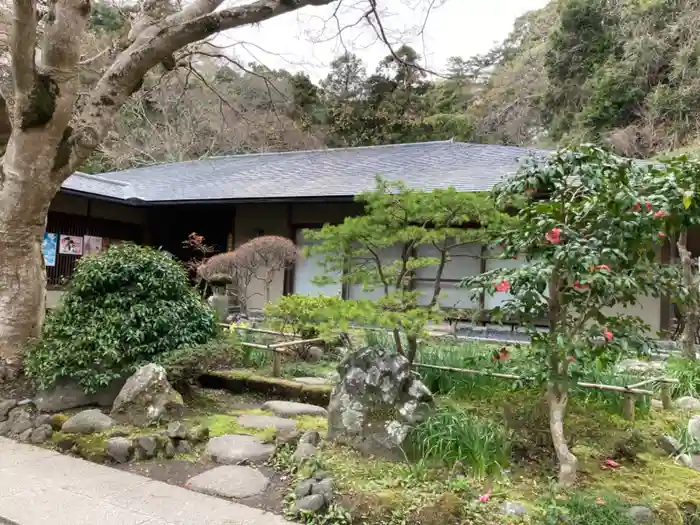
<box><xmin>269</xmin><ymin>337</ymin><xmax>325</xmax><ymax>349</ymax></box>
<box><xmin>241</xmin><ymin>342</ymin><xmax>272</xmax><ymax>350</ymax></box>
<box><xmin>413</xmin><ymin>363</ymin><xmax>655</xmax><ymax>395</ymax></box>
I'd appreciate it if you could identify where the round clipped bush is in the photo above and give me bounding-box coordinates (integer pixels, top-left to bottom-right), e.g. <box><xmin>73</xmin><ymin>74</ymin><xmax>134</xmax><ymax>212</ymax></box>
<box><xmin>25</xmin><ymin>243</ymin><xmax>218</xmax><ymax>394</ymax></box>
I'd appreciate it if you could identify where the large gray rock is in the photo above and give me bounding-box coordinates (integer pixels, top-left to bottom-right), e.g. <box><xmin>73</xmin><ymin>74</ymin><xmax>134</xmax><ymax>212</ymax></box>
<box><xmin>326</xmin><ymin>346</ymin><xmax>434</xmax><ymax>457</ymax></box>
<box><xmin>34</xmin><ymin>378</ymin><xmax>125</xmax><ymax>413</ymax></box>
<box><xmin>676</xmin><ymin>397</ymin><xmax>700</xmax><ymax>410</ymax></box>
<box><xmin>501</xmin><ymin>502</ymin><xmax>527</xmax><ymax>516</ymax></box>
<box><xmin>30</xmin><ymin>424</ymin><xmax>53</xmax><ymax>444</ymax></box>
<box><xmin>261</xmin><ymin>401</ymin><xmax>328</xmax><ymax>418</ymax></box>
<box><xmin>186</xmin><ymin>466</ymin><xmax>270</xmax><ymax>499</ymax></box>
<box><xmin>0</xmin><ymin>406</ymin><xmax>35</xmax><ymax>438</ymax></box>
<box><xmin>62</xmin><ymin>409</ymin><xmax>115</xmax><ymax>435</ymax></box>
<box><xmin>110</xmin><ymin>364</ymin><xmax>184</xmax><ymax>427</ymax></box>
<box><xmin>293</xmin><ymin>494</ymin><xmax>325</xmax><ymax>514</ymax></box>
<box><xmin>689</xmin><ymin>415</ymin><xmax>700</xmax><ymax>441</ymax></box>
<box><xmin>238</xmin><ymin>414</ymin><xmax>298</xmax><ymax>432</ymax></box>
<box><xmin>106</xmin><ymin>437</ymin><xmax>133</xmax><ymax>463</ymax></box>
<box><xmin>628</xmin><ymin>505</ymin><xmax>654</xmax><ymax>524</ymax></box>
<box><xmin>133</xmin><ymin>436</ymin><xmax>159</xmax><ymax>460</ymax></box>
<box><xmin>205</xmin><ymin>435</ymin><xmax>275</xmax><ymax>465</ymax></box>
<box><xmin>0</xmin><ymin>399</ymin><xmax>17</xmax><ymax>421</ymax></box>
<box><xmin>658</xmin><ymin>435</ymin><xmax>682</xmax><ymax>456</ymax></box>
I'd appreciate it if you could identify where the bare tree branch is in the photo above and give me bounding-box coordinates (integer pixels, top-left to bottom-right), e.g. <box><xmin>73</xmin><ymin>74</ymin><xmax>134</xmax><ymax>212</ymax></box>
<box><xmin>10</xmin><ymin>0</ymin><xmax>36</xmax><ymax>103</ymax></box>
<box><xmin>60</xmin><ymin>0</ymin><xmax>337</xmax><ymax>180</ymax></box>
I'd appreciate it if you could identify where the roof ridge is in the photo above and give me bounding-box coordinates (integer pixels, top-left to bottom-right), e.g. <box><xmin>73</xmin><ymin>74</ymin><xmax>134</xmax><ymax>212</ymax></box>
<box><xmin>71</xmin><ymin>171</ymin><xmax>132</xmax><ymax>187</ymax></box>
<box><xmin>207</xmin><ymin>139</ymin><xmax>457</xmax><ymax>160</ymax></box>
<box><xmin>93</xmin><ymin>140</ymin><xmax>461</xmax><ymax>178</ymax></box>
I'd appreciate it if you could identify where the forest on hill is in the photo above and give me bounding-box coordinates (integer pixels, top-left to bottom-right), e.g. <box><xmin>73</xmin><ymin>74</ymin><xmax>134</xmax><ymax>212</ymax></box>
<box><xmin>82</xmin><ymin>0</ymin><xmax>700</xmax><ymax>173</ymax></box>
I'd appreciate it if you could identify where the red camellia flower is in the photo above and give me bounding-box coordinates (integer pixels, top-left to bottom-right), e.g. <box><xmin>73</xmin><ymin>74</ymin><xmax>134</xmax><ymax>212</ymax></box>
<box><xmin>545</xmin><ymin>227</ymin><xmax>562</xmax><ymax>244</ymax></box>
<box><xmin>603</xmin><ymin>328</ymin><xmax>613</xmax><ymax>342</ymax></box>
<box><xmin>654</xmin><ymin>210</ymin><xmax>667</xmax><ymax>218</ymax></box>
<box><xmin>632</xmin><ymin>202</ymin><xmax>641</xmax><ymax>212</ymax></box>
<box><xmin>568</xmin><ymin>355</ymin><xmax>575</xmax><ymax>364</ymax></box>
<box><xmin>573</xmin><ymin>281</ymin><xmax>589</xmax><ymax>290</ymax></box>
<box><xmin>595</xmin><ymin>264</ymin><xmax>611</xmax><ymax>271</ymax></box>
<box><xmin>645</xmin><ymin>202</ymin><xmax>653</xmax><ymax>211</ymax></box>
<box><xmin>493</xmin><ymin>347</ymin><xmax>510</xmax><ymax>361</ymax></box>
<box><xmin>495</xmin><ymin>279</ymin><xmax>510</xmax><ymax>293</ymax></box>
<box><xmin>658</xmin><ymin>232</ymin><xmax>666</xmax><ymax>239</ymax></box>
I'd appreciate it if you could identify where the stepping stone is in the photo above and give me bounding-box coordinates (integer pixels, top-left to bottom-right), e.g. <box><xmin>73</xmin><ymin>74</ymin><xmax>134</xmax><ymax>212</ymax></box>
<box><xmin>262</xmin><ymin>400</ymin><xmax>328</xmax><ymax>418</ymax></box>
<box><xmin>186</xmin><ymin>465</ymin><xmax>270</xmax><ymax>499</ymax></box>
<box><xmin>238</xmin><ymin>414</ymin><xmax>298</xmax><ymax>432</ymax></box>
<box><xmin>205</xmin><ymin>434</ymin><xmax>275</xmax><ymax>465</ymax></box>
<box><xmin>293</xmin><ymin>377</ymin><xmax>331</xmax><ymax>386</ymax></box>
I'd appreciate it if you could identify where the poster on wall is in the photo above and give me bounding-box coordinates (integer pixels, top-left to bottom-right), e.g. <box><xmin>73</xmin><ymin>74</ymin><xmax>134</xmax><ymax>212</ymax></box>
<box><xmin>42</xmin><ymin>233</ymin><xmax>57</xmax><ymax>267</ymax></box>
<box><xmin>83</xmin><ymin>235</ymin><xmax>103</xmax><ymax>254</ymax></box>
<box><xmin>59</xmin><ymin>235</ymin><xmax>83</xmax><ymax>256</ymax></box>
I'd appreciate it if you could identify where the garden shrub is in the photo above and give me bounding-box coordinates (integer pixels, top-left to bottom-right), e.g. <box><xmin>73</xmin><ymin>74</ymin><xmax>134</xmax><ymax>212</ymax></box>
<box><xmin>25</xmin><ymin>243</ymin><xmax>217</xmax><ymax>393</ymax></box>
<box><xmin>264</xmin><ymin>294</ymin><xmax>346</xmax><ymax>339</ymax></box>
<box><xmin>154</xmin><ymin>335</ymin><xmax>240</xmax><ymax>394</ymax></box>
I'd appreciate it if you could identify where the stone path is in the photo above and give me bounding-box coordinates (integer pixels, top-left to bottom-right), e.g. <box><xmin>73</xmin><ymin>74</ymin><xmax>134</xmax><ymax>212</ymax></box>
<box><xmin>261</xmin><ymin>401</ymin><xmax>328</xmax><ymax>418</ymax></box>
<box><xmin>0</xmin><ymin>437</ymin><xmax>293</xmax><ymax>525</ymax></box>
<box><xmin>205</xmin><ymin>434</ymin><xmax>275</xmax><ymax>465</ymax></box>
<box><xmin>237</xmin><ymin>414</ymin><xmax>297</xmax><ymax>432</ymax></box>
<box><xmin>186</xmin><ymin>466</ymin><xmax>270</xmax><ymax>499</ymax></box>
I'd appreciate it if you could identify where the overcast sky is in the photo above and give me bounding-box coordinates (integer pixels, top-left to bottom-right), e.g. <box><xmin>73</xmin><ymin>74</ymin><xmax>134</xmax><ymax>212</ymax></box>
<box><xmin>218</xmin><ymin>0</ymin><xmax>549</xmax><ymax>81</ymax></box>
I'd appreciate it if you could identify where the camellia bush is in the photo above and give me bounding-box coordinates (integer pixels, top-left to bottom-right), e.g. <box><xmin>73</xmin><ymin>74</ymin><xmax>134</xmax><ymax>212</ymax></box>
<box><xmin>463</xmin><ymin>145</ymin><xmax>684</xmax><ymax>486</ymax></box>
<box><xmin>25</xmin><ymin>243</ymin><xmax>218</xmax><ymax>394</ymax></box>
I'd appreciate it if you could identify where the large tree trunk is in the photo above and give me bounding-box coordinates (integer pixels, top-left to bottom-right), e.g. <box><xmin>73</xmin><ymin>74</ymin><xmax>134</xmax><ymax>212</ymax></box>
<box><xmin>547</xmin><ymin>382</ymin><xmax>578</xmax><ymax>486</ymax></box>
<box><xmin>0</xmin><ymin>134</ymin><xmax>59</xmax><ymax>364</ymax></box>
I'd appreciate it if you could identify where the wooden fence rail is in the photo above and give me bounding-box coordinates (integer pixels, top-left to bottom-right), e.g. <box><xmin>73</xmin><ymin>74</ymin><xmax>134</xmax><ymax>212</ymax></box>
<box><xmin>412</xmin><ymin>362</ymin><xmax>678</xmax><ymax>421</ymax></box>
<box><xmin>222</xmin><ymin>323</ymin><xmax>323</xmax><ymax>377</ymax></box>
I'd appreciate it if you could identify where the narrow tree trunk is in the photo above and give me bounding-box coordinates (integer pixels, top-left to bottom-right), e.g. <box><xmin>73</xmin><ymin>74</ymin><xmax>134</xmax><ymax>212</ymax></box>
<box><xmin>406</xmin><ymin>334</ymin><xmax>419</xmax><ymax>366</ymax></box>
<box><xmin>392</xmin><ymin>328</ymin><xmax>404</xmax><ymax>356</ymax></box>
<box><xmin>547</xmin><ymin>382</ymin><xmax>578</xmax><ymax>486</ymax></box>
<box><xmin>678</xmin><ymin>232</ymin><xmax>698</xmax><ymax>360</ymax></box>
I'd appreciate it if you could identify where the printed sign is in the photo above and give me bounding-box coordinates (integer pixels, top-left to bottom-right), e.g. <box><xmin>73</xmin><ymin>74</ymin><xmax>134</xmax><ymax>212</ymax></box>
<box><xmin>59</xmin><ymin>235</ymin><xmax>83</xmax><ymax>256</ymax></box>
<box><xmin>83</xmin><ymin>235</ymin><xmax>103</xmax><ymax>255</ymax></box>
<box><xmin>42</xmin><ymin>233</ymin><xmax>57</xmax><ymax>267</ymax></box>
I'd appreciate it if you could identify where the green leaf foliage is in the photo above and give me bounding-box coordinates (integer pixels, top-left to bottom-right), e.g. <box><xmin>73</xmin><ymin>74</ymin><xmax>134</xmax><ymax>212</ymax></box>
<box><xmin>25</xmin><ymin>243</ymin><xmax>218</xmax><ymax>393</ymax></box>
<box><xmin>298</xmin><ymin>178</ymin><xmax>510</xmax><ymax>358</ymax></box>
<box><xmin>463</xmin><ymin>145</ymin><xmax>684</xmax><ymax>383</ymax></box>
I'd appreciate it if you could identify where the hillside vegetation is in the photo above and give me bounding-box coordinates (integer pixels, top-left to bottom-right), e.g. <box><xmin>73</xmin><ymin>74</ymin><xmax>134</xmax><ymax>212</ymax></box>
<box><xmin>473</xmin><ymin>0</ymin><xmax>700</xmax><ymax>158</ymax></box>
<box><xmin>79</xmin><ymin>0</ymin><xmax>700</xmax><ymax>173</ymax></box>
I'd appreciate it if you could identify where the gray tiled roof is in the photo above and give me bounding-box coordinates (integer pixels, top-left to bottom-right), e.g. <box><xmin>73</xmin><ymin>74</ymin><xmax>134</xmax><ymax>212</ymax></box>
<box><xmin>60</xmin><ymin>141</ymin><xmax>549</xmax><ymax>203</ymax></box>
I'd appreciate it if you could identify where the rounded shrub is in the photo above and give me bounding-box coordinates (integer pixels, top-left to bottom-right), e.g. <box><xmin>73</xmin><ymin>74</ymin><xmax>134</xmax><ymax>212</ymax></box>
<box><xmin>25</xmin><ymin>243</ymin><xmax>217</xmax><ymax>393</ymax></box>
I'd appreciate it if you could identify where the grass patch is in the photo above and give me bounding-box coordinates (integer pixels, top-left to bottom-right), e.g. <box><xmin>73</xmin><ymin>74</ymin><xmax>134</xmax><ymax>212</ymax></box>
<box><xmin>409</xmin><ymin>404</ymin><xmax>512</xmax><ymax>478</ymax></box>
<box><xmin>666</xmin><ymin>357</ymin><xmax>700</xmax><ymax>398</ymax></box>
<box><xmin>537</xmin><ymin>490</ymin><xmax>636</xmax><ymax>525</ymax></box>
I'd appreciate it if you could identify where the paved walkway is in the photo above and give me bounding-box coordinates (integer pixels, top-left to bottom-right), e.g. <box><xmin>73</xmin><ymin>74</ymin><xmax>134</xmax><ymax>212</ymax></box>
<box><xmin>0</xmin><ymin>437</ymin><xmax>293</xmax><ymax>525</ymax></box>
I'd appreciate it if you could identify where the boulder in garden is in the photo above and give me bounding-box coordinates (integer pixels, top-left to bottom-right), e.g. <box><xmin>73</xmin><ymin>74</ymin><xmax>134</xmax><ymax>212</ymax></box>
<box><xmin>326</xmin><ymin>346</ymin><xmax>434</xmax><ymax>458</ymax></box>
<box><xmin>62</xmin><ymin>409</ymin><xmax>115</xmax><ymax>435</ymax></box>
<box><xmin>34</xmin><ymin>377</ymin><xmax>125</xmax><ymax>413</ymax></box>
<box><xmin>0</xmin><ymin>399</ymin><xmax>17</xmax><ymax>422</ymax></box>
<box><xmin>110</xmin><ymin>364</ymin><xmax>184</xmax><ymax>427</ymax></box>
<box><xmin>676</xmin><ymin>397</ymin><xmax>700</xmax><ymax>411</ymax></box>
